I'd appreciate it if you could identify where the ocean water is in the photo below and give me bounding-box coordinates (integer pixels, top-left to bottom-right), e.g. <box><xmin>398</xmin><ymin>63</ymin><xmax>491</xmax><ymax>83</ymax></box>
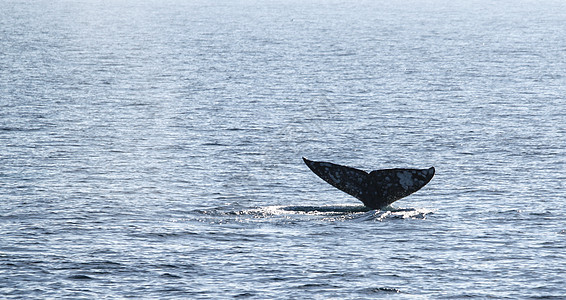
<box><xmin>1</xmin><ymin>0</ymin><xmax>566</xmax><ymax>298</ymax></box>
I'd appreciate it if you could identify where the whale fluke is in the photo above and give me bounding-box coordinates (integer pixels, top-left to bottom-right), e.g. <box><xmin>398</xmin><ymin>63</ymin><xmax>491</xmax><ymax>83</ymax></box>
<box><xmin>302</xmin><ymin>157</ymin><xmax>434</xmax><ymax>209</ymax></box>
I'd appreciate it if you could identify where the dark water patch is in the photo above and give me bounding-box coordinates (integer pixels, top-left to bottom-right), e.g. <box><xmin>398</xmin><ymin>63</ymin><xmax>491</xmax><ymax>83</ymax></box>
<box><xmin>439</xmin><ymin>293</ymin><xmax>508</xmax><ymax>299</ymax></box>
<box><xmin>363</xmin><ymin>287</ymin><xmax>402</xmax><ymax>294</ymax></box>
<box><xmin>234</xmin><ymin>292</ymin><xmax>256</xmax><ymax>298</ymax></box>
<box><xmin>529</xmin><ymin>211</ymin><xmax>554</xmax><ymax>217</ymax></box>
<box><xmin>51</xmin><ymin>261</ymin><xmax>129</xmax><ymax>277</ymax></box>
<box><xmin>160</xmin><ymin>272</ymin><xmax>182</xmax><ymax>279</ymax></box>
<box><xmin>226</xmin><ymin>127</ymin><xmax>245</xmax><ymax>131</ymax></box>
<box><xmin>67</xmin><ymin>274</ymin><xmax>94</xmax><ymax>280</ymax></box>
<box><xmin>155</xmin><ymin>263</ymin><xmax>182</xmax><ymax>269</ymax></box>
<box><xmin>269</xmin><ymin>276</ymin><xmax>287</xmax><ymax>281</ymax></box>
<box><xmin>295</xmin><ymin>283</ymin><xmax>341</xmax><ymax>290</ymax></box>
<box><xmin>78</xmin><ymin>261</ymin><xmax>124</xmax><ymax>269</ymax></box>
<box><xmin>201</xmin><ymin>142</ymin><xmax>229</xmax><ymax>146</ymax></box>
<box><xmin>0</xmin><ymin>126</ymin><xmax>42</xmax><ymax>132</ymax></box>
<box><xmin>154</xmin><ymin>263</ymin><xmax>201</xmax><ymax>277</ymax></box>
<box><xmin>135</xmin><ymin>230</ymin><xmax>199</xmax><ymax>239</ymax></box>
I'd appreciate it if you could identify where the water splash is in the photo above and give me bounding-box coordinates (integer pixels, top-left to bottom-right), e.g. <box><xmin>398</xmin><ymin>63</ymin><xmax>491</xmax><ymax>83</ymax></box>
<box><xmin>193</xmin><ymin>205</ymin><xmax>434</xmax><ymax>223</ymax></box>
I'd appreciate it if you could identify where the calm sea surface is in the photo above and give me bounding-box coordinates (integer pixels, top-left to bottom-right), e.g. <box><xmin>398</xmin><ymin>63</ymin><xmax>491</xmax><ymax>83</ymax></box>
<box><xmin>1</xmin><ymin>0</ymin><xmax>566</xmax><ymax>298</ymax></box>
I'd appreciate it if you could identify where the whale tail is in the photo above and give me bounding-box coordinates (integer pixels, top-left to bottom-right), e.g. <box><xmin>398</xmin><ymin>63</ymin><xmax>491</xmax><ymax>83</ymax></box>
<box><xmin>302</xmin><ymin>157</ymin><xmax>434</xmax><ymax>209</ymax></box>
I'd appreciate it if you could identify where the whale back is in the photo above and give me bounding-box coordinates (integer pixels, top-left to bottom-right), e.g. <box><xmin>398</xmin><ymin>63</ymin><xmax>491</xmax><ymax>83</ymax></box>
<box><xmin>303</xmin><ymin>157</ymin><xmax>434</xmax><ymax>209</ymax></box>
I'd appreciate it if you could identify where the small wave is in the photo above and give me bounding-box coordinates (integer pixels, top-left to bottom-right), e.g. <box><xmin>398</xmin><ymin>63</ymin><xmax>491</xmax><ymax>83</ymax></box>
<box><xmin>67</xmin><ymin>274</ymin><xmax>94</xmax><ymax>280</ymax></box>
<box><xmin>363</xmin><ymin>287</ymin><xmax>402</xmax><ymax>294</ymax></box>
<box><xmin>160</xmin><ymin>273</ymin><xmax>182</xmax><ymax>279</ymax></box>
<box><xmin>234</xmin><ymin>292</ymin><xmax>256</xmax><ymax>298</ymax></box>
<box><xmin>295</xmin><ymin>283</ymin><xmax>341</xmax><ymax>289</ymax></box>
<box><xmin>0</xmin><ymin>126</ymin><xmax>42</xmax><ymax>132</ymax></box>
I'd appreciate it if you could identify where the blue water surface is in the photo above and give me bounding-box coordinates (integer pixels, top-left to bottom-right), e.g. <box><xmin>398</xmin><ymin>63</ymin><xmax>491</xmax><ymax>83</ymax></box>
<box><xmin>1</xmin><ymin>0</ymin><xmax>566</xmax><ymax>298</ymax></box>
